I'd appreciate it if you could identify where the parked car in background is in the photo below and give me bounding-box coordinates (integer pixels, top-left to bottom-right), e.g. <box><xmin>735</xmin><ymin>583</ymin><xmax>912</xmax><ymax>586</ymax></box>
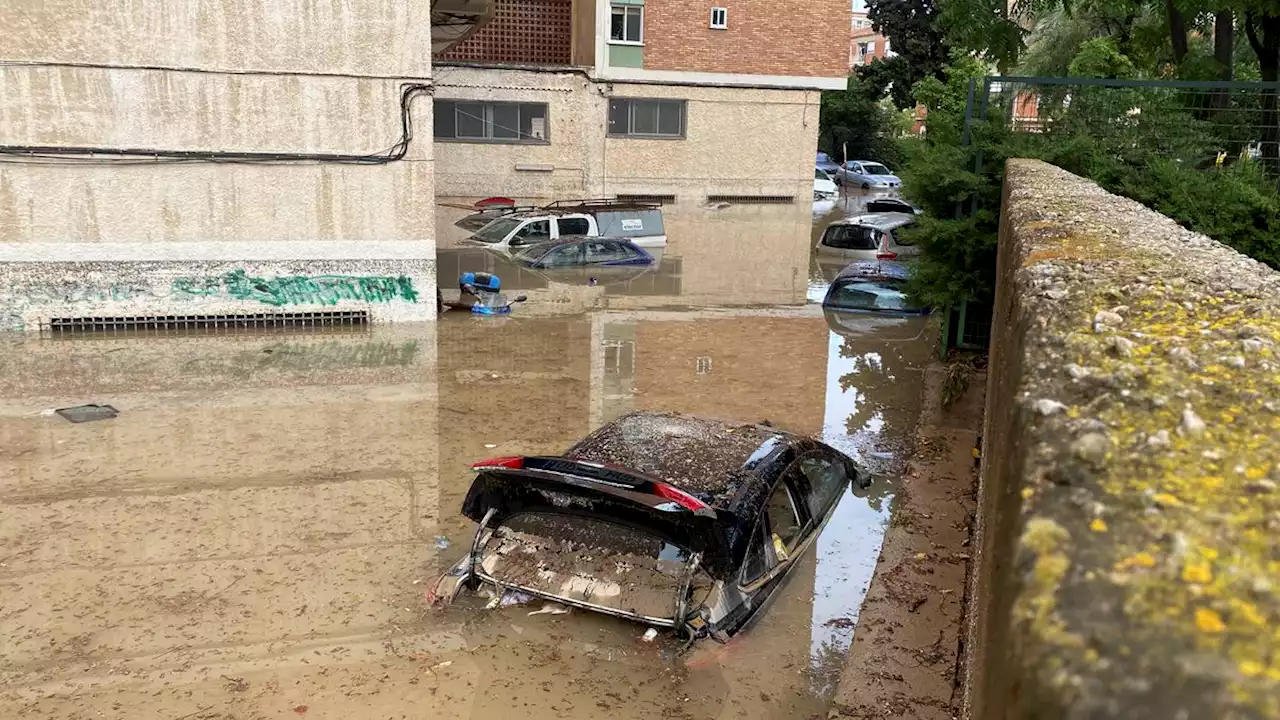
<box><xmin>816</xmin><ymin>151</ymin><xmax>841</xmax><ymax>176</ymax></box>
<box><xmin>822</xmin><ymin>260</ymin><xmax>927</xmax><ymax>316</ymax></box>
<box><xmin>432</xmin><ymin>411</ymin><xmax>867</xmax><ymax>642</ymax></box>
<box><xmin>813</xmin><ymin>169</ymin><xmax>838</xmax><ymax>200</ymax></box>
<box><xmin>833</xmin><ymin>160</ymin><xmax>901</xmax><ymax>190</ymax></box>
<box><xmin>461</xmin><ymin>199</ymin><xmax>667</xmax><ymax>253</ymax></box>
<box><xmin>815</xmin><ymin>212</ymin><xmax>918</xmax><ymax>263</ymax></box>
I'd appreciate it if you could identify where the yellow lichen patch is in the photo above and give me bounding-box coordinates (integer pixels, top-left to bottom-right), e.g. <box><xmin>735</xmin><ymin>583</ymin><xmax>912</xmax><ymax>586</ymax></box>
<box><xmin>1196</xmin><ymin>608</ymin><xmax>1227</xmax><ymax>633</ymax></box>
<box><xmin>1182</xmin><ymin>561</ymin><xmax>1213</xmax><ymax>585</ymax></box>
<box><xmin>1117</xmin><ymin>552</ymin><xmax>1157</xmax><ymax>569</ymax></box>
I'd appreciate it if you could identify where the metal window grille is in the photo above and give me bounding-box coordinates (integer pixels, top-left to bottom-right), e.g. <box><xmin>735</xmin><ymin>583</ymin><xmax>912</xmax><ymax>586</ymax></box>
<box><xmin>705</xmin><ymin>194</ymin><xmax>795</xmax><ymax>205</ymax></box>
<box><xmin>615</xmin><ymin>193</ymin><xmax>675</xmax><ymax>204</ymax></box>
<box><xmin>438</xmin><ymin>0</ymin><xmax>573</xmax><ymax>65</ymax></box>
<box><xmin>42</xmin><ymin>311</ymin><xmax>369</xmax><ymax>336</ymax></box>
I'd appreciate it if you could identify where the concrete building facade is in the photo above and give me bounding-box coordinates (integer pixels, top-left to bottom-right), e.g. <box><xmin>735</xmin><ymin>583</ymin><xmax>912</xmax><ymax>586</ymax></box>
<box><xmin>435</xmin><ymin>0</ymin><xmax>850</xmax><ymax>204</ymax></box>
<box><xmin>0</xmin><ymin>0</ymin><xmax>440</xmax><ymax>332</ymax></box>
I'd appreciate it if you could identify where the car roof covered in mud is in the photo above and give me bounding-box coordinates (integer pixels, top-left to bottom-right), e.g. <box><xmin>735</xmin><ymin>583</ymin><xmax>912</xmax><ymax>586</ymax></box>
<box><xmin>563</xmin><ymin>411</ymin><xmax>801</xmax><ymax>505</ymax></box>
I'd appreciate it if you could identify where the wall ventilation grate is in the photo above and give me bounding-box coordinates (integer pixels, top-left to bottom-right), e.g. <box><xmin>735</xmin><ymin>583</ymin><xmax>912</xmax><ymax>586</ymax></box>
<box><xmin>705</xmin><ymin>194</ymin><xmax>795</xmax><ymax>205</ymax></box>
<box><xmin>43</xmin><ymin>311</ymin><xmax>370</xmax><ymax>336</ymax></box>
<box><xmin>615</xmin><ymin>194</ymin><xmax>676</xmax><ymax>205</ymax></box>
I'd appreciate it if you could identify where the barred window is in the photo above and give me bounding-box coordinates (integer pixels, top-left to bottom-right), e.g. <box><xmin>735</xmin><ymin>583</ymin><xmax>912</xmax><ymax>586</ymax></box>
<box><xmin>607</xmin><ymin>98</ymin><xmax>685</xmax><ymax>139</ymax></box>
<box><xmin>434</xmin><ymin>101</ymin><xmax>549</xmax><ymax>143</ymax></box>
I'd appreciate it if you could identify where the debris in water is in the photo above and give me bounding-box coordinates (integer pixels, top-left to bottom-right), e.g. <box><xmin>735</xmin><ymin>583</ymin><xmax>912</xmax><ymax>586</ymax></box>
<box><xmin>487</xmin><ymin>589</ymin><xmax>534</xmax><ymax>609</ymax></box>
<box><xmin>55</xmin><ymin>404</ymin><xmax>119</xmax><ymax>423</ymax></box>
<box><xmin>823</xmin><ymin>617</ymin><xmax>855</xmax><ymax>629</ymax></box>
<box><xmin>528</xmin><ymin>602</ymin><xmax>570</xmax><ymax>616</ymax></box>
<box><xmin>642</xmin><ymin>628</ymin><xmax>659</xmax><ymax>642</ymax></box>
<box><xmin>293</xmin><ymin>706</ymin><xmax>309</xmax><ymax>715</ymax></box>
<box><xmin>435</xmin><ymin>536</ymin><xmax>451</xmax><ymax>550</ymax></box>
<box><xmin>484</xmin><ymin>443</ymin><xmax>498</xmax><ymax>448</ymax></box>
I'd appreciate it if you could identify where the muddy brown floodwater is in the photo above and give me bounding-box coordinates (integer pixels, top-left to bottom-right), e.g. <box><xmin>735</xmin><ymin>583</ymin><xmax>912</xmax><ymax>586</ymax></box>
<box><xmin>0</xmin><ymin>197</ymin><xmax>933</xmax><ymax>720</ymax></box>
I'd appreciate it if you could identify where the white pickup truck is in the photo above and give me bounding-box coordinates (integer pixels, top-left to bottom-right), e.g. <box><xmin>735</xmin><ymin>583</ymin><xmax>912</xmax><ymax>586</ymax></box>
<box><xmin>458</xmin><ymin>200</ymin><xmax>668</xmax><ymax>253</ymax></box>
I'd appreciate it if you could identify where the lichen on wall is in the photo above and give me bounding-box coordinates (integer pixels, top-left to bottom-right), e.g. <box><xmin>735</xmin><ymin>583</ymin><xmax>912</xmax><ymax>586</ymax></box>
<box><xmin>982</xmin><ymin>159</ymin><xmax>1280</xmax><ymax>719</ymax></box>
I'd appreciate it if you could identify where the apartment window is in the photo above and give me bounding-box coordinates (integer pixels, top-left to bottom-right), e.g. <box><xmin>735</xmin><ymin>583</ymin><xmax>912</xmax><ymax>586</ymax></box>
<box><xmin>608</xmin><ymin>98</ymin><xmax>685</xmax><ymax>138</ymax></box>
<box><xmin>610</xmin><ymin>4</ymin><xmax>643</xmax><ymax>43</ymax></box>
<box><xmin>709</xmin><ymin>7</ymin><xmax>727</xmax><ymax>29</ymax></box>
<box><xmin>434</xmin><ymin>101</ymin><xmax>549</xmax><ymax>143</ymax></box>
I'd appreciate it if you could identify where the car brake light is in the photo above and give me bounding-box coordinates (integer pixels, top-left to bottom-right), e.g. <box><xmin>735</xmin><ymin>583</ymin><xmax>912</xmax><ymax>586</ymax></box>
<box><xmin>471</xmin><ymin>456</ymin><xmax>524</xmax><ymax>471</ymax></box>
<box><xmin>652</xmin><ymin>483</ymin><xmax>710</xmax><ymax>512</ymax></box>
<box><xmin>876</xmin><ymin>232</ymin><xmax>897</xmax><ymax>261</ymax></box>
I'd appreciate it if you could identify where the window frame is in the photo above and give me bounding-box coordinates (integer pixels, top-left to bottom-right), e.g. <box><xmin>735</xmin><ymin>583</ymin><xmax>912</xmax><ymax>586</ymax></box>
<box><xmin>609</xmin><ymin>4</ymin><xmax>644</xmax><ymax>45</ymax></box>
<box><xmin>739</xmin><ymin>477</ymin><xmax>812</xmax><ymax>589</ymax></box>
<box><xmin>709</xmin><ymin>7</ymin><xmax>727</xmax><ymax>29</ymax></box>
<box><xmin>607</xmin><ymin>98</ymin><xmax>687</xmax><ymax>140</ymax></box>
<box><xmin>434</xmin><ymin>100</ymin><xmax>551</xmax><ymax>145</ymax></box>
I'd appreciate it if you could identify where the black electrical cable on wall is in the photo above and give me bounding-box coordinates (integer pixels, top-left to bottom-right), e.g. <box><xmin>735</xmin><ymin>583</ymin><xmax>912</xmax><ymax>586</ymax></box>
<box><xmin>0</xmin><ymin>83</ymin><xmax>432</xmax><ymax>166</ymax></box>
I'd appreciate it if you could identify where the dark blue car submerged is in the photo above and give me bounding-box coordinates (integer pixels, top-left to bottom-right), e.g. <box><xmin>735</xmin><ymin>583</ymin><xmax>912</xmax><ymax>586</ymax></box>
<box><xmin>511</xmin><ymin>236</ymin><xmax>654</xmax><ymax>270</ymax></box>
<box><xmin>821</xmin><ymin>260</ymin><xmax>929</xmax><ymax>316</ymax></box>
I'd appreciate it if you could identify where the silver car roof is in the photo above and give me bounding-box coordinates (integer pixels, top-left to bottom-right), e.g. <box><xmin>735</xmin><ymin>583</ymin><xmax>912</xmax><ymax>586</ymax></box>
<box><xmin>828</xmin><ymin>211</ymin><xmax>915</xmax><ymax>230</ymax></box>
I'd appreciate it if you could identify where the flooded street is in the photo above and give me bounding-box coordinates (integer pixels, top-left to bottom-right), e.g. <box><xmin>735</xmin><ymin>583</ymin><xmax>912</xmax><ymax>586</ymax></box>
<box><xmin>0</xmin><ymin>193</ymin><xmax>936</xmax><ymax>719</ymax></box>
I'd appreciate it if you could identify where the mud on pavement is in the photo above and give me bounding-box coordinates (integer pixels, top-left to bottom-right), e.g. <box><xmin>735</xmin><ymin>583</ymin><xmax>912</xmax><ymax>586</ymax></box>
<box><xmin>831</xmin><ymin>362</ymin><xmax>987</xmax><ymax>720</ymax></box>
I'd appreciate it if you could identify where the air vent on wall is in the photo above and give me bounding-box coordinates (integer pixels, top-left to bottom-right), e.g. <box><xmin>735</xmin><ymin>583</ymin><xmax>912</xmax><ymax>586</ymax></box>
<box><xmin>615</xmin><ymin>193</ymin><xmax>676</xmax><ymax>204</ymax></box>
<box><xmin>43</xmin><ymin>311</ymin><xmax>369</xmax><ymax>336</ymax></box>
<box><xmin>705</xmin><ymin>194</ymin><xmax>795</xmax><ymax>205</ymax></box>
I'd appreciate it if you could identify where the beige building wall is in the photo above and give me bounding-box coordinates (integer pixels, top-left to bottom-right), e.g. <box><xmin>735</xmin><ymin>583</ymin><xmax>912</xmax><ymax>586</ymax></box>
<box><xmin>432</xmin><ymin>67</ymin><xmax>598</xmax><ymax>200</ymax></box>
<box><xmin>0</xmin><ymin>0</ymin><xmax>437</xmax><ymax>330</ymax></box>
<box><xmin>603</xmin><ymin>83</ymin><xmax>820</xmax><ymax>202</ymax></box>
<box><xmin>433</xmin><ymin>69</ymin><xmax>820</xmax><ymax>204</ymax></box>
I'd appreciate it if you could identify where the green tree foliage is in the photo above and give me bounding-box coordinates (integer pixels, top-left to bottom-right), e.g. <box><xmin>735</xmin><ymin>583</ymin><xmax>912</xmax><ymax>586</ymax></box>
<box><xmin>885</xmin><ymin>0</ymin><xmax>1280</xmax><ymax>312</ymax></box>
<box><xmin>819</xmin><ymin>77</ymin><xmax>908</xmax><ymax>167</ymax></box>
<box><xmin>860</xmin><ymin>0</ymin><xmax>950</xmax><ymax>109</ymax></box>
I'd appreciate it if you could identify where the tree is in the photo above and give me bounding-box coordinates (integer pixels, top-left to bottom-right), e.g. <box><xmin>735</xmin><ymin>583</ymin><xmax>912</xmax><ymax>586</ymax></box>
<box><xmin>819</xmin><ymin>77</ymin><xmax>908</xmax><ymax>167</ymax></box>
<box><xmin>861</xmin><ymin>0</ymin><xmax>950</xmax><ymax>109</ymax></box>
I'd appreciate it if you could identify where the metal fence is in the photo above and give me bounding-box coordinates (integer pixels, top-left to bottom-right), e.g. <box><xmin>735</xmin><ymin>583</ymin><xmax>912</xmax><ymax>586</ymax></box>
<box><xmin>946</xmin><ymin>76</ymin><xmax>1280</xmax><ymax>353</ymax></box>
<box><xmin>965</xmin><ymin>76</ymin><xmax>1280</xmax><ymax>176</ymax></box>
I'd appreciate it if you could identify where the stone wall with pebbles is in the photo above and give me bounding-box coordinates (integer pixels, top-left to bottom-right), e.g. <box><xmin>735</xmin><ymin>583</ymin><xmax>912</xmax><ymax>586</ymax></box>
<box><xmin>960</xmin><ymin>159</ymin><xmax>1280</xmax><ymax>720</ymax></box>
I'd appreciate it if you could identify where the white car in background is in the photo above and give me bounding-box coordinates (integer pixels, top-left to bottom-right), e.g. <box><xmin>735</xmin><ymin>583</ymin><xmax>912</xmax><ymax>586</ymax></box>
<box><xmin>814</xmin><ymin>168</ymin><xmax>839</xmax><ymax>200</ymax></box>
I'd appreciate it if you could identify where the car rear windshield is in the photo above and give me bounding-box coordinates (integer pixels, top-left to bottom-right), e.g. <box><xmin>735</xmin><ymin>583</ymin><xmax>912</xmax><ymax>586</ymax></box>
<box><xmin>512</xmin><ymin>242</ymin><xmax>551</xmax><ymax>261</ymax></box>
<box><xmin>471</xmin><ymin>217</ymin><xmax>521</xmax><ymax>243</ymax></box>
<box><xmin>828</xmin><ymin>278</ymin><xmax>921</xmax><ymax>312</ymax></box>
<box><xmin>478</xmin><ymin>512</ymin><xmax>710</xmax><ymax>621</ymax></box>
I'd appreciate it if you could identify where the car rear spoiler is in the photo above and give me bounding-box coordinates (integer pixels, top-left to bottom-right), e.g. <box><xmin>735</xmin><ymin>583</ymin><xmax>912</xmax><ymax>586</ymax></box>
<box><xmin>469</xmin><ymin>456</ymin><xmax>719</xmax><ymax>519</ymax></box>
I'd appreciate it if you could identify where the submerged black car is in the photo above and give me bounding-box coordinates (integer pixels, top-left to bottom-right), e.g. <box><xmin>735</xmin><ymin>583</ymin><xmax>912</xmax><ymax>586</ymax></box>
<box><xmin>433</xmin><ymin>412</ymin><xmax>867</xmax><ymax>642</ymax></box>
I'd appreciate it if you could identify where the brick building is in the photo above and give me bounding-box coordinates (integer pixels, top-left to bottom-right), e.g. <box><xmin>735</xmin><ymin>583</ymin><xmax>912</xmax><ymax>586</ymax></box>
<box><xmin>434</xmin><ymin>0</ymin><xmax>851</xmax><ymax>204</ymax></box>
<box><xmin>849</xmin><ymin>0</ymin><xmax>890</xmax><ymax>70</ymax></box>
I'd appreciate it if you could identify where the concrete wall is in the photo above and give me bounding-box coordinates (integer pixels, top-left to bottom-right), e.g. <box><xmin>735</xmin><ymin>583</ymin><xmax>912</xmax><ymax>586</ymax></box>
<box><xmin>962</xmin><ymin>160</ymin><xmax>1280</xmax><ymax>719</ymax></box>
<box><xmin>0</xmin><ymin>0</ymin><xmax>436</xmax><ymax>327</ymax></box>
<box><xmin>432</xmin><ymin>67</ymin><xmax>597</xmax><ymax>199</ymax></box>
<box><xmin>432</xmin><ymin>66</ymin><xmax>819</xmax><ymax>203</ymax></box>
<box><xmin>603</xmin><ymin>83</ymin><xmax>818</xmax><ymax>201</ymax></box>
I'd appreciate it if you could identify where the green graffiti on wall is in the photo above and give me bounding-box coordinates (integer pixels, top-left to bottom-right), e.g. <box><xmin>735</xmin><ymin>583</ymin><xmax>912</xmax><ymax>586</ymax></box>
<box><xmin>171</xmin><ymin>270</ymin><xmax>419</xmax><ymax>307</ymax></box>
